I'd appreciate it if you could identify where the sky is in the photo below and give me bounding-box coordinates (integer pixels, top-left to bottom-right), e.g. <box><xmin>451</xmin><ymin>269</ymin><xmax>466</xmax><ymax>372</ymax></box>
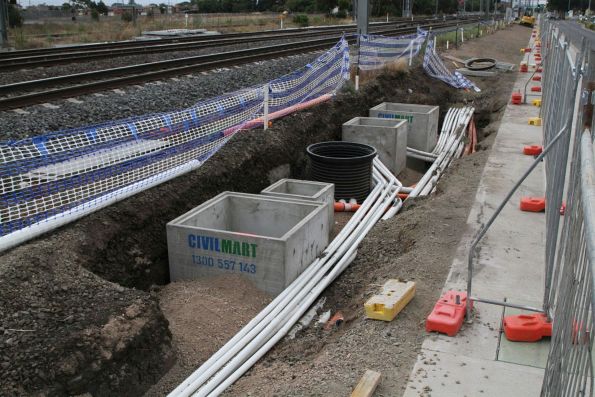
<box><xmin>21</xmin><ymin>0</ymin><xmax>164</xmax><ymax>6</ymax></box>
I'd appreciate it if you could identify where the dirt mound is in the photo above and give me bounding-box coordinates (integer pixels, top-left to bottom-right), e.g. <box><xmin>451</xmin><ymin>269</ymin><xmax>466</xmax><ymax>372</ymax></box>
<box><xmin>0</xmin><ymin>238</ymin><xmax>173</xmax><ymax>396</ymax></box>
<box><xmin>144</xmin><ymin>276</ymin><xmax>271</xmax><ymax>396</ymax></box>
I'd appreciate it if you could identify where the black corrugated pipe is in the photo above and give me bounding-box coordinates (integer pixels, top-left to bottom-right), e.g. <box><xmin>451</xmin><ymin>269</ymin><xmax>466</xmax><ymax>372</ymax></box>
<box><xmin>306</xmin><ymin>141</ymin><xmax>377</xmax><ymax>203</ymax></box>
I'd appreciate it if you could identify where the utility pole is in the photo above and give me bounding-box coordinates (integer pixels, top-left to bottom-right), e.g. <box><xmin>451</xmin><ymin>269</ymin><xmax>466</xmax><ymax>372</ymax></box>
<box><xmin>355</xmin><ymin>0</ymin><xmax>369</xmax><ymax>90</ymax></box>
<box><xmin>403</xmin><ymin>0</ymin><xmax>412</xmax><ymax>18</ymax></box>
<box><xmin>435</xmin><ymin>0</ymin><xmax>438</xmax><ymax>17</ymax></box>
<box><xmin>356</xmin><ymin>0</ymin><xmax>368</xmax><ymax>36</ymax></box>
<box><xmin>0</xmin><ymin>0</ymin><xmax>8</xmax><ymax>49</ymax></box>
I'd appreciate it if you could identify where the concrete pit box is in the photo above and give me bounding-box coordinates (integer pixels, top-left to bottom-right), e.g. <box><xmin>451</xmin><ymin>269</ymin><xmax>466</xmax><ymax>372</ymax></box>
<box><xmin>261</xmin><ymin>179</ymin><xmax>334</xmax><ymax>237</ymax></box>
<box><xmin>167</xmin><ymin>192</ymin><xmax>329</xmax><ymax>295</ymax></box>
<box><xmin>342</xmin><ymin>117</ymin><xmax>408</xmax><ymax>175</ymax></box>
<box><xmin>369</xmin><ymin>103</ymin><xmax>439</xmax><ymax>153</ymax></box>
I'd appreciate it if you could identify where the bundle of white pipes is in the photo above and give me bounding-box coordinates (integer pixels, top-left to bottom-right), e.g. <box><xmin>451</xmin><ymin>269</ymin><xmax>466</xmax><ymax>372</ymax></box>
<box><xmin>169</xmin><ymin>158</ymin><xmax>403</xmax><ymax>397</ymax></box>
<box><xmin>407</xmin><ymin>106</ymin><xmax>475</xmax><ymax>198</ymax></box>
<box><xmin>170</xmin><ymin>107</ymin><xmax>474</xmax><ymax>397</ymax></box>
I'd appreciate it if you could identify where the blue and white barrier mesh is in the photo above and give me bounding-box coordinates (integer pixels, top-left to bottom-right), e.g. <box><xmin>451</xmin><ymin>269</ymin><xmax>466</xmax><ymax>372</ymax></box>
<box><xmin>423</xmin><ymin>38</ymin><xmax>480</xmax><ymax>92</ymax></box>
<box><xmin>358</xmin><ymin>28</ymin><xmax>428</xmax><ymax>71</ymax></box>
<box><xmin>0</xmin><ymin>38</ymin><xmax>349</xmax><ymax>250</ymax></box>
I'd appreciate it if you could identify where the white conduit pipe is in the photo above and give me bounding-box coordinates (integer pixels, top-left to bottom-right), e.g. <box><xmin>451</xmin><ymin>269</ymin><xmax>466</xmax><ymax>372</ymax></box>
<box><xmin>406</xmin><ymin>147</ymin><xmax>438</xmax><ymax>158</ymax></box>
<box><xmin>203</xmin><ymin>191</ymin><xmax>396</xmax><ymax>397</ymax></box>
<box><xmin>171</xmin><ymin>180</ymin><xmax>385</xmax><ymax>395</ymax></box>
<box><xmin>407</xmin><ymin>152</ymin><xmax>439</xmax><ymax>162</ymax></box>
<box><xmin>0</xmin><ymin>159</ymin><xmax>203</xmax><ymax>252</ymax></box>
<box><xmin>203</xmin><ymin>180</ymin><xmax>397</xmax><ymax>397</ymax></box>
<box><xmin>170</xmin><ymin>158</ymin><xmax>402</xmax><ymax>397</ymax></box>
<box><xmin>208</xmin><ymin>186</ymin><xmax>398</xmax><ymax>396</ymax></box>
<box><xmin>409</xmin><ymin>107</ymin><xmax>474</xmax><ymax>199</ymax></box>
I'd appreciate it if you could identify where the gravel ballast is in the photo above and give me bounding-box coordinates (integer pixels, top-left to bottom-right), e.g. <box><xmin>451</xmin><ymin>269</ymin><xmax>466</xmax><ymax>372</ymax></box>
<box><xmin>0</xmin><ymin>52</ymin><xmax>322</xmax><ymax>141</ymax></box>
<box><xmin>0</xmin><ymin>36</ymin><xmax>335</xmax><ymax>87</ymax></box>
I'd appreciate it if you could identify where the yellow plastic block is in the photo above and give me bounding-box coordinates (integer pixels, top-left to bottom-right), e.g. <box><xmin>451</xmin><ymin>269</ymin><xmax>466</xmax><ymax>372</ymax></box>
<box><xmin>532</xmin><ymin>99</ymin><xmax>542</xmax><ymax>107</ymax></box>
<box><xmin>364</xmin><ymin>280</ymin><xmax>416</xmax><ymax>321</ymax></box>
<box><xmin>528</xmin><ymin>117</ymin><xmax>542</xmax><ymax>126</ymax></box>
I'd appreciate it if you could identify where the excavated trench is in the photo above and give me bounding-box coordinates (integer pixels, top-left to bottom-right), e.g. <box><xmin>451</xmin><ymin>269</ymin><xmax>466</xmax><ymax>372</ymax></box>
<box><xmin>0</xmin><ymin>65</ymin><xmax>501</xmax><ymax>396</ymax></box>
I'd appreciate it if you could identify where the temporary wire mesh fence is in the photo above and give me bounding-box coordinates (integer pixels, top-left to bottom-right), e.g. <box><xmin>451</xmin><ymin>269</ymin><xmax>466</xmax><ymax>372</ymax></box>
<box><xmin>539</xmin><ymin>22</ymin><xmax>585</xmax><ymax>318</ymax></box>
<box><xmin>357</xmin><ymin>28</ymin><xmax>427</xmax><ymax>71</ymax></box>
<box><xmin>538</xmin><ymin>18</ymin><xmax>595</xmax><ymax>397</ymax></box>
<box><xmin>0</xmin><ymin>37</ymin><xmax>350</xmax><ymax>250</ymax></box>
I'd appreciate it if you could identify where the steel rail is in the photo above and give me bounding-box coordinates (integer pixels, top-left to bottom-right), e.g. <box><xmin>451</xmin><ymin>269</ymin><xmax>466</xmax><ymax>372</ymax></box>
<box><xmin>0</xmin><ymin>21</ymin><xmax>468</xmax><ymax>110</ymax></box>
<box><xmin>0</xmin><ymin>19</ymin><xmax>473</xmax><ymax>70</ymax></box>
<box><xmin>0</xmin><ymin>15</ymin><xmax>468</xmax><ymax>60</ymax></box>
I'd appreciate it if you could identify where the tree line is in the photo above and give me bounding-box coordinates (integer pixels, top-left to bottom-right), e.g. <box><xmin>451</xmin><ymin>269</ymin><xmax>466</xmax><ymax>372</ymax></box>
<box><xmin>186</xmin><ymin>0</ymin><xmax>485</xmax><ymax>16</ymax></box>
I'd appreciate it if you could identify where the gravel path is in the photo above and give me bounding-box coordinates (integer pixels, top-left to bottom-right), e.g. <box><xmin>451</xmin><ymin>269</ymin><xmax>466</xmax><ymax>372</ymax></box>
<box><xmin>0</xmin><ymin>51</ymin><xmax>322</xmax><ymax>141</ymax></box>
<box><xmin>0</xmin><ymin>36</ymin><xmax>335</xmax><ymax>86</ymax></box>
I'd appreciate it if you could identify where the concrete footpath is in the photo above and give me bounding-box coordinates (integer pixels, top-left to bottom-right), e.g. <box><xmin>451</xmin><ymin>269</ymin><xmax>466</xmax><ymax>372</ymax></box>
<box><xmin>402</xmin><ymin>33</ymin><xmax>549</xmax><ymax>396</ymax></box>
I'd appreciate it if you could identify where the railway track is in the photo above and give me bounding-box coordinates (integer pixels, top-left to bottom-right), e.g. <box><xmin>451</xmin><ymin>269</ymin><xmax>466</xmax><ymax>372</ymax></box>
<box><xmin>0</xmin><ymin>16</ymin><xmax>479</xmax><ymax>70</ymax></box>
<box><xmin>0</xmin><ymin>20</ymin><xmax>476</xmax><ymax>111</ymax></box>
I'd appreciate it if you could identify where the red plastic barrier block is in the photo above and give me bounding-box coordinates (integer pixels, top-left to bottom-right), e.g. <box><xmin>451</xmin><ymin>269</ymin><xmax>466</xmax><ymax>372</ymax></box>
<box><xmin>523</xmin><ymin>145</ymin><xmax>543</xmax><ymax>155</ymax></box>
<box><xmin>531</xmin><ymin>86</ymin><xmax>542</xmax><ymax>92</ymax></box>
<box><xmin>426</xmin><ymin>290</ymin><xmax>470</xmax><ymax>337</ymax></box>
<box><xmin>532</xmin><ymin>75</ymin><xmax>542</xmax><ymax>81</ymax></box>
<box><xmin>537</xmin><ymin>67</ymin><xmax>543</xmax><ymax>73</ymax></box>
<box><xmin>520</xmin><ymin>196</ymin><xmax>546</xmax><ymax>212</ymax></box>
<box><xmin>520</xmin><ymin>64</ymin><xmax>528</xmax><ymax>73</ymax></box>
<box><xmin>560</xmin><ymin>202</ymin><xmax>566</xmax><ymax>215</ymax></box>
<box><xmin>524</xmin><ymin>47</ymin><xmax>532</xmax><ymax>53</ymax></box>
<box><xmin>503</xmin><ymin>313</ymin><xmax>552</xmax><ymax>342</ymax></box>
<box><xmin>511</xmin><ymin>92</ymin><xmax>523</xmax><ymax>105</ymax></box>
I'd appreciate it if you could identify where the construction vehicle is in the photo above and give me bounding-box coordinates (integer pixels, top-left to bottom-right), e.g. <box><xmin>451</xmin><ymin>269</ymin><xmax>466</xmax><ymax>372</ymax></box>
<box><xmin>520</xmin><ymin>8</ymin><xmax>536</xmax><ymax>27</ymax></box>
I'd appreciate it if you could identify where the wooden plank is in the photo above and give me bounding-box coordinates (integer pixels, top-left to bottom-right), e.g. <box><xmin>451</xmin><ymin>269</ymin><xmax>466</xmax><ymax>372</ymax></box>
<box><xmin>442</xmin><ymin>54</ymin><xmax>466</xmax><ymax>63</ymax></box>
<box><xmin>351</xmin><ymin>370</ymin><xmax>381</xmax><ymax>397</ymax></box>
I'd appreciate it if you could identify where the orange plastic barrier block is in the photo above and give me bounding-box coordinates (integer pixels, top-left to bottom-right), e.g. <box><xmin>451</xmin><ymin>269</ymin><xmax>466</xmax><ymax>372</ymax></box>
<box><xmin>524</xmin><ymin>47</ymin><xmax>532</xmax><ymax>53</ymax></box>
<box><xmin>560</xmin><ymin>202</ymin><xmax>566</xmax><ymax>215</ymax></box>
<box><xmin>426</xmin><ymin>290</ymin><xmax>470</xmax><ymax>337</ymax></box>
<box><xmin>523</xmin><ymin>145</ymin><xmax>543</xmax><ymax>155</ymax></box>
<box><xmin>531</xmin><ymin>86</ymin><xmax>542</xmax><ymax>92</ymax></box>
<box><xmin>503</xmin><ymin>313</ymin><xmax>552</xmax><ymax>342</ymax></box>
<box><xmin>520</xmin><ymin>197</ymin><xmax>546</xmax><ymax>212</ymax></box>
<box><xmin>532</xmin><ymin>75</ymin><xmax>542</xmax><ymax>81</ymax></box>
<box><xmin>511</xmin><ymin>92</ymin><xmax>522</xmax><ymax>105</ymax></box>
<box><xmin>520</xmin><ymin>64</ymin><xmax>528</xmax><ymax>73</ymax></box>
